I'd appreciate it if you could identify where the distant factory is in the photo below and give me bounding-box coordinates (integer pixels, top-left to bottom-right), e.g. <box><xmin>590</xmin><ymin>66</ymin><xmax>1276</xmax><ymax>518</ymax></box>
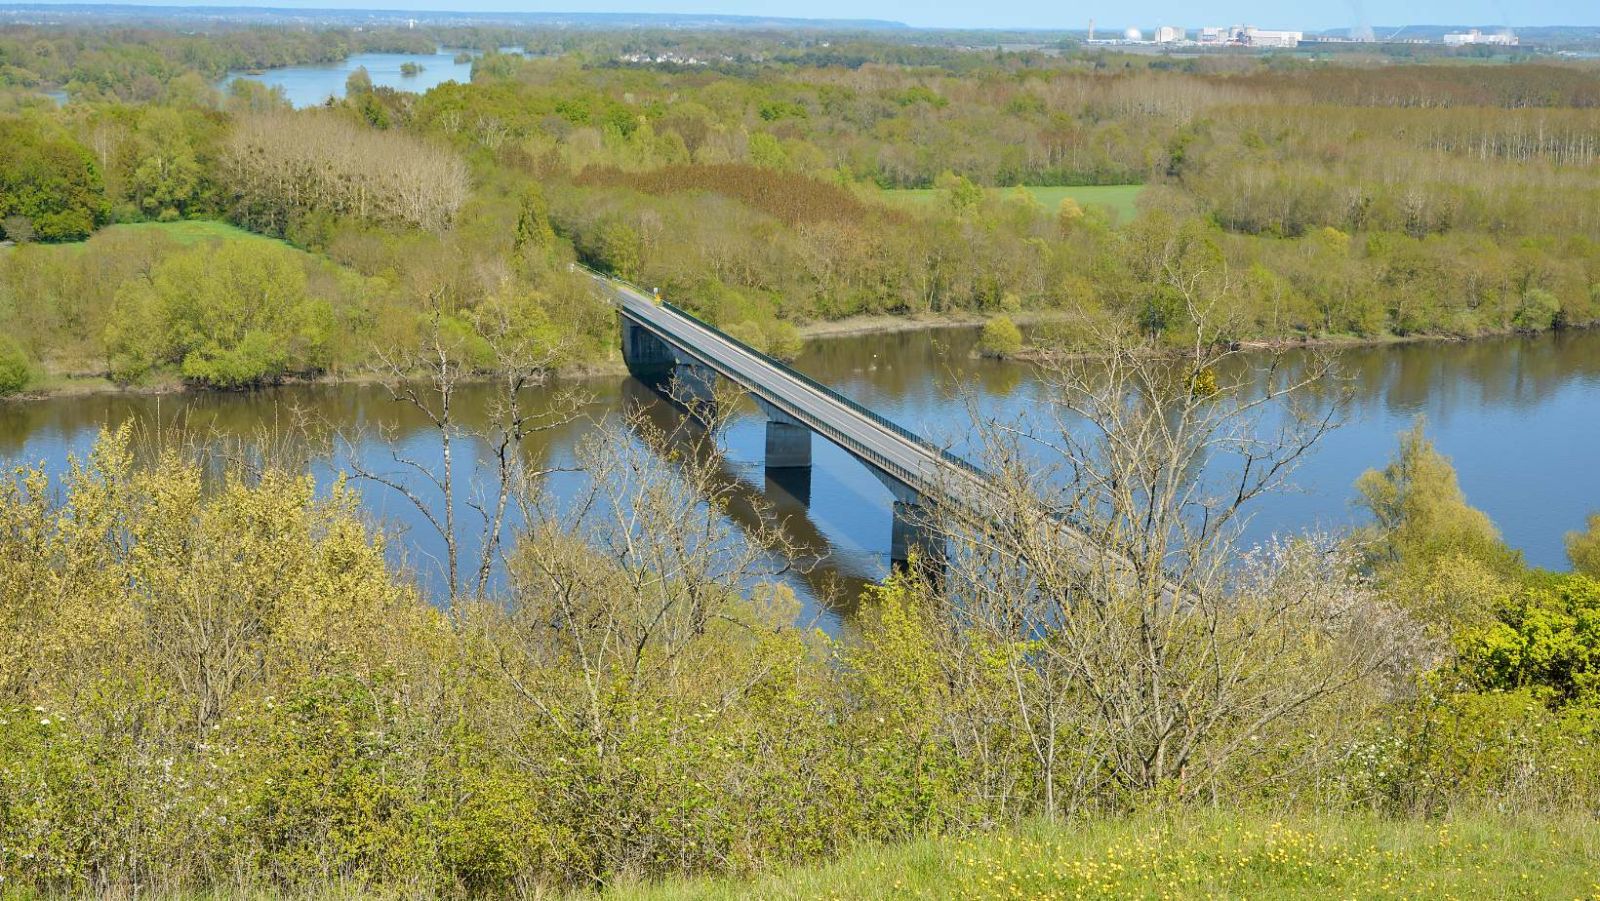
<box><xmin>1085</xmin><ymin>21</ymin><xmax>1521</xmax><ymax>51</ymax></box>
<box><xmin>1443</xmin><ymin>29</ymin><xmax>1519</xmax><ymax>46</ymax></box>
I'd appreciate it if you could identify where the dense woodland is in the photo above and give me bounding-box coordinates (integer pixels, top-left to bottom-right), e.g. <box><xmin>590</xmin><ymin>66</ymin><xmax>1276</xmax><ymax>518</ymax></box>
<box><xmin>2</xmin><ymin>26</ymin><xmax>1600</xmax><ymax>392</ymax></box>
<box><xmin>2</xmin><ymin>23</ymin><xmax>1600</xmax><ymax>896</ymax></box>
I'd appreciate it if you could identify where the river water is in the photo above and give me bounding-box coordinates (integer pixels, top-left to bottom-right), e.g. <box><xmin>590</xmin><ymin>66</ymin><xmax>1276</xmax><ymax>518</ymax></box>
<box><xmin>218</xmin><ymin>49</ymin><xmax>491</xmax><ymax>109</ymax></box>
<box><xmin>3</xmin><ymin>327</ymin><xmax>1597</xmax><ymax>628</ymax></box>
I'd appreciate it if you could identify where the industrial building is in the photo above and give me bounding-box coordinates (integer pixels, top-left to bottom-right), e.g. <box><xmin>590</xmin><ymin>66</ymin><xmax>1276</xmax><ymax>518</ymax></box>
<box><xmin>1443</xmin><ymin>29</ymin><xmax>1518</xmax><ymax>46</ymax></box>
<box><xmin>1195</xmin><ymin>25</ymin><xmax>1303</xmax><ymax>47</ymax></box>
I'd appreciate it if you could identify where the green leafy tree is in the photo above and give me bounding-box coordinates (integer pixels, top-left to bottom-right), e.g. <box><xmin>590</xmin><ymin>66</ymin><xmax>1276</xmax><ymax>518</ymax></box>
<box><xmin>1455</xmin><ymin>574</ymin><xmax>1600</xmax><ymax>707</ymax></box>
<box><xmin>1567</xmin><ymin>513</ymin><xmax>1600</xmax><ymax>577</ymax></box>
<box><xmin>1357</xmin><ymin>421</ymin><xmax>1509</xmax><ymax>564</ymax></box>
<box><xmin>0</xmin><ymin>337</ymin><xmax>32</xmax><ymax>396</ymax></box>
<box><xmin>0</xmin><ymin>116</ymin><xmax>107</xmax><ymax>242</ymax></box>
<box><xmin>978</xmin><ymin>314</ymin><xmax>1023</xmax><ymax>358</ymax></box>
<box><xmin>1055</xmin><ymin>196</ymin><xmax>1084</xmax><ymax>234</ymax></box>
<box><xmin>594</xmin><ymin>219</ymin><xmax>641</xmax><ymax>280</ymax></box>
<box><xmin>1513</xmin><ymin>288</ymin><xmax>1561</xmax><ymax>332</ymax></box>
<box><xmin>936</xmin><ymin>170</ymin><xmax>984</xmax><ymax>217</ymax></box>
<box><xmin>129</xmin><ymin>108</ymin><xmax>204</xmax><ymax>220</ymax></box>
<box><xmin>1356</xmin><ymin>419</ymin><xmax>1522</xmax><ymax>630</ymax></box>
<box><xmin>747</xmin><ymin>131</ymin><xmax>790</xmax><ymax>170</ymax></box>
<box><xmin>107</xmin><ymin>240</ymin><xmax>333</xmax><ymax>388</ymax></box>
<box><xmin>512</xmin><ymin>184</ymin><xmax>555</xmax><ymax>252</ymax></box>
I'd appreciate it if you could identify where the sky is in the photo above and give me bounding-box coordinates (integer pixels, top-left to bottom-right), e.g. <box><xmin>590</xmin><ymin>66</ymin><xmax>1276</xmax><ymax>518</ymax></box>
<box><xmin>16</xmin><ymin>0</ymin><xmax>1600</xmax><ymax>31</ymax></box>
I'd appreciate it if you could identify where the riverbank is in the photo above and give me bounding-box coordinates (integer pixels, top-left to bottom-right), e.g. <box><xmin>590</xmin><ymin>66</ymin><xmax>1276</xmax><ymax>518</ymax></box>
<box><xmin>7</xmin><ymin>317</ymin><xmax>1593</xmax><ymax>403</ymax></box>
<box><xmin>7</xmin><ymin>356</ymin><xmax>636</xmax><ymax>403</ymax></box>
<box><xmin>798</xmin><ymin>309</ymin><xmax>1072</xmax><ymax>339</ymax></box>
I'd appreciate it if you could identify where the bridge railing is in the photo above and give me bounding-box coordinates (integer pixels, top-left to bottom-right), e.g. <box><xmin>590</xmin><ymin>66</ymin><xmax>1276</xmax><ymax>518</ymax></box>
<box><xmin>572</xmin><ymin>262</ymin><xmax>989</xmax><ymax>486</ymax></box>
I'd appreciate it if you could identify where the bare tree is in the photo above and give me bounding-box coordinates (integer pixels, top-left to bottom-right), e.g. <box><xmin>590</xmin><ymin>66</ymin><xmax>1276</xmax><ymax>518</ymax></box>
<box><xmin>931</xmin><ymin>300</ymin><xmax>1416</xmax><ymax>816</ymax></box>
<box><xmin>341</xmin><ymin>297</ymin><xmax>583</xmax><ymax>619</ymax></box>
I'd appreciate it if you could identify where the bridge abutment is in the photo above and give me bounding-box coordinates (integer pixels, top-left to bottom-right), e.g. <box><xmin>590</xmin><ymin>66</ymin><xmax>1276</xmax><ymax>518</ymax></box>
<box><xmin>620</xmin><ymin>315</ymin><xmax>676</xmax><ymax>379</ymax></box>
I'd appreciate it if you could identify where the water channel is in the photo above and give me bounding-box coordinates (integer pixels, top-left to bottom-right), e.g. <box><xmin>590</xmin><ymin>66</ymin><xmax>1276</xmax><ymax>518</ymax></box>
<box><xmin>218</xmin><ymin>48</ymin><xmax>513</xmax><ymax>108</ymax></box>
<box><xmin>3</xmin><ymin>326</ymin><xmax>1597</xmax><ymax>630</ymax></box>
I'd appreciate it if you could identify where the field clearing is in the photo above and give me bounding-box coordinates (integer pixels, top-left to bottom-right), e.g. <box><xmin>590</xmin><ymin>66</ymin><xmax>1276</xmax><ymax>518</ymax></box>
<box><xmin>1</xmin><ymin>220</ymin><xmax>290</xmax><ymax>255</ymax></box>
<box><xmin>87</xmin><ymin>219</ymin><xmax>287</xmax><ymax>247</ymax></box>
<box><xmin>881</xmin><ymin>184</ymin><xmax>1145</xmax><ymax>222</ymax></box>
<box><xmin>601</xmin><ymin>811</ymin><xmax>1600</xmax><ymax>900</ymax></box>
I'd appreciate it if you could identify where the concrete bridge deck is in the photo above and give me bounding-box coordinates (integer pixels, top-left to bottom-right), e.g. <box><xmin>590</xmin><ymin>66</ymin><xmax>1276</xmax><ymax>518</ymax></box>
<box><xmin>584</xmin><ymin>267</ymin><xmax>1128</xmax><ymax>576</ymax></box>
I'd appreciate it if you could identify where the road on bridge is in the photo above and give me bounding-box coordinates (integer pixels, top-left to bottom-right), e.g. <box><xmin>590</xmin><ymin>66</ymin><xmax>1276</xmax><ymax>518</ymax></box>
<box><xmin>586</xmin><ymin>269</ymin><xmax>1169</xmax><ymax>597</ymax></box>
<box><xmin>593</xmin><ymin>272</ymin><xmax>986</xmax><ymax>504</ymax></box>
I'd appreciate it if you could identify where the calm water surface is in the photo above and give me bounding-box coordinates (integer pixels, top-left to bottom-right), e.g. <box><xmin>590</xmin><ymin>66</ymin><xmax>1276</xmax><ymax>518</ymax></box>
<box><xmin>219</xmin><ymin>48</ymin><xmax>493</xmax><ymax>108</ymax></box>
<box><xmin>3</xmin><ymin>327</ymin><xmax>1597</xmax><ymax>628</ymax></box>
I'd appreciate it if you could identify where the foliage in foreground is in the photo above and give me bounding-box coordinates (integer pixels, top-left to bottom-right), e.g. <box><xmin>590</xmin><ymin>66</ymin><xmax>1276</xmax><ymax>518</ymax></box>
<box><xmin>607</xmin><ymin>811</ymin><xmax>1600</xmax><ymax>900</ymax></box>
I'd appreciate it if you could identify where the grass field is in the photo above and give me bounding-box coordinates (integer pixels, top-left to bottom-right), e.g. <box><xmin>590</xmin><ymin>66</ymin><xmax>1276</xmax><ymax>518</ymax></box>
<box><xmin>86</xmin><ymin>219</ymin><xmax>286</xmax><ymax>247</ymax></box>
<box><xmin>880</xmin><ymin>184</ymin><xmax>1145</xmax><ymax>222</ymax></box>
<box><xmin>0</xmin><ymin>220</ymin><xmax>286</xmax><ymax>256</ymax></box>
<box><xmin>600</xmin><ymin>811</ymin><xmax>1600</xmax><ymax>900</ymax></box>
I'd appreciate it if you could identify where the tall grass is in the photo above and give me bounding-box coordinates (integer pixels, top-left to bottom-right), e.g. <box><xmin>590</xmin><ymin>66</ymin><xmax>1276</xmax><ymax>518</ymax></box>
<box><xmin>600</xmin><ymin>810</ymin><xmax>1600</xmax><ymax>900</ymax></box>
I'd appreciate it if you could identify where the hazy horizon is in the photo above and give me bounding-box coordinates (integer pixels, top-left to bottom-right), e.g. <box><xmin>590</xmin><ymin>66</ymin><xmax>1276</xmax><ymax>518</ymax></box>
<box><xmin>7</xmin><ymin>0</ymin><xmax>1600</xmax><ymax>32</ymax></box>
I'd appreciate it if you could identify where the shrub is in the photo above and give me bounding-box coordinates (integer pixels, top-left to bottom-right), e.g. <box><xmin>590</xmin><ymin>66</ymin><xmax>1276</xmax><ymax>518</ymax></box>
<box><xmin>106</xmin><ymin>240</ymin><xmax>333</xmax><ymax>389</ymax></box>
<box><xmin>1566</xmin><ymin>513</ymin><xmax>1600</xmax><ymax>577</ymax></box>
<box><xmin>979</xmin><ymin>314</ymin><xmax>1023</xmax><ymax>358</ymax></box>
<box><xmin>0</xmin><ymin>337</ymin><xmax>32</xmax><ymax>396</ymax></box>
<box><xmin>765</xmin><ymin>320</ymin><xmax>805</xmax><ymax>360</ymax></box>
<box><xmin>1454</xmin><ymin>573</ymin><xmax>1600</xmax><ymax>707</ymax></box>
<box><xmin>1512</xmin><ymin>288</ymin><xmax>1561</xmax><ymax>332</ymax></box>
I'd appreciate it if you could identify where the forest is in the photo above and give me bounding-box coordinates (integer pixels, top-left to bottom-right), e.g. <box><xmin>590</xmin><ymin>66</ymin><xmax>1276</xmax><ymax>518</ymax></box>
<box><xmin>2</xmin><ymin>21</ymin><xmax>1600</xmax><ymax>897</ymax></box>
<box><xmin>2</xmin><ymin>26</ymin><xmax>1599</xmax><ymax>393</ymax></box>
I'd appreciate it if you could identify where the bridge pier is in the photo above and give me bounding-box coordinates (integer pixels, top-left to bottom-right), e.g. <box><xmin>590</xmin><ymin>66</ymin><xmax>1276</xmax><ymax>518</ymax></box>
<box><xmin>754</xmin><ymin>399</ymin><xmax>812</xmax><ymax>470</ymax></box>
<box><xmin>867</xmin><ymin>466</ymin><xmax>943</xmax><ymax>575</ymax></box>
<box><xmin>889</xmin><ymin>499</ymin><xmax>942</xmax><ymax>574</ymax></box>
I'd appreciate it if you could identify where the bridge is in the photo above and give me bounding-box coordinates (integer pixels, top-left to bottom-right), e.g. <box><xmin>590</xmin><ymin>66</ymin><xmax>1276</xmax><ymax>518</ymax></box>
<box><xmin>584</xmin><ymin>267</ymin><xmax>1124</xmax><ymax>578</ymax></box>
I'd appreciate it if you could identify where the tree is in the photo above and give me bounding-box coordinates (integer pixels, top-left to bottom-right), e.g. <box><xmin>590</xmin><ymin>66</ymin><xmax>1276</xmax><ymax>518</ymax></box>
<box><xmin>1567</xmin><ymin>513</ymin><xmax>1600</xmax><ymax>577</ymax></box>
<box><xmin>225</xmin><ymin>112</ymin><xmax>469</xmax><ymax>235</ymax></box>
<box><xmin>106</xmin><ymin>240</ymin><xmax>333</xmax><ymax>388</ymax></box>
<box><xmin>1455</xmin><ymin>573</ymin><xmax>1600</xmax><ymax>708</ymax></box>
<box><xmin>512</xmin><ymin>184</ymin><xmax>555</xmax><ymax>253</ymax></box>
<box><xmin>1055</xmin><ymin>196</ymin><xmax>1084</xmax><ymax>234</ymax></box>
<box><xmin>978</xmin><ymin>314</ymin><xmax>1023</xmax><ymax>358</ymax></box>
<box><xmin>1512</xmin><ymin>287</ymin><xmax>1561</xmax><ymax>332</ymax></box>
<box><xmin>346</xmin><ymin>294</ymin><xmax>580</xmax><ymax>618</ymax></box>
<box><xmin>0</xmin><ymin>116</ymin><xmax>106</xmax><ymax>242</ymax></box>
<box><xmin>1356</xmin><ymin>420</ymin><xmax>1518</xmax><ymax>575</ymax></box>
<box><xmin>129</xmin><ymin>108</ymin><xmax>204</xmax><ymax>220</ymax></box>
<box><xmin>935</xmin><ymin>306</ymin><xmax>1405</xmax><ymax>816</ymax></box>
<box><xmin>0</xmin><ymin>337</ymin><xmax>31</xmax><ymax>395</ymax></box>
<box><xmin>936</xmin><ymin>170</ymin><xmax>983</xmax><ymax>217</ymax></box>
<box><xmin>344</xmin><ymin>65</ymin><xmax>374</xmax><ymax>96</ymax></box>
<box><xmin>1356</xmin><ymin>419</ymin><xmax>1522</xmax><ymax>632</ymax></box>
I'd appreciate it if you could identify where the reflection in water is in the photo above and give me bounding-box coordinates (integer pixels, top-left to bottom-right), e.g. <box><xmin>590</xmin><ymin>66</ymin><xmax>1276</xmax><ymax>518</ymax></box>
<box><xmin>2</xmin><ymin>327</ymin><xmax>1598</xmax><ymax>630</ymax></box>
<box><xmin>617</xmin><ymin>378</ymin><xmax>876</xmax><ymax>617</ymax></box>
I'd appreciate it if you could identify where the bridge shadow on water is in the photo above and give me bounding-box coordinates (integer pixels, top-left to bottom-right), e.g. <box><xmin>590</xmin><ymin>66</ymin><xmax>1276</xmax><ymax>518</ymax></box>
<box><xmin>619</xmin><ymin>375</ymin><xmax>878</xmax><ymax>622</ymax></box>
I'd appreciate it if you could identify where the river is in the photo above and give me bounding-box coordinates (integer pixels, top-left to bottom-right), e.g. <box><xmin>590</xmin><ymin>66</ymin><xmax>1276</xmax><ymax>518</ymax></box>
<box><xmin>217</xmin><ymin>48</ymin><xmax>513</xmax><ymax>108</ymax></box>
<box><xmin>2</xmin><ymin>326</ymin><xmax>1597</xmax><ymax>628</ymax></box>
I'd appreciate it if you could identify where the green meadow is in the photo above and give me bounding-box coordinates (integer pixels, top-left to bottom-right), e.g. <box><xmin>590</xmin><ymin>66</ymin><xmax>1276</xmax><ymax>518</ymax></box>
<box><xmin>881</xmin><ymin>184</ymin><xmax>1145</xmax><ymax>222</ymax></box>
